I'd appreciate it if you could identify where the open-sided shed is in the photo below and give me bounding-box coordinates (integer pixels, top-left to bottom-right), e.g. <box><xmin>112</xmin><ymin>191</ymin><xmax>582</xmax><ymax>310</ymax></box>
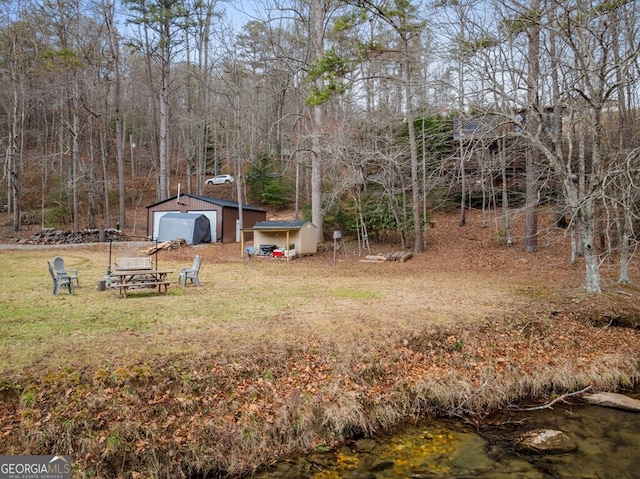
<box><xmin>241</xmin><ymin>220</ymin><xmax>317</xmax><ymax>259</ymax></box>
<box><xmin>147</xmin><ymin>194</ymin><xmax>267</xmax><ymax>243</ymax></box>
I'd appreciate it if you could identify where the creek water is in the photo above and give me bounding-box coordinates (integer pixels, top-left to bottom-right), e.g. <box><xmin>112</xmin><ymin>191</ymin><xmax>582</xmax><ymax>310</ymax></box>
<box><xmin>255</xmin><ymin>389</ymin><xmax>640</xmax><ymax>479</ymax></box>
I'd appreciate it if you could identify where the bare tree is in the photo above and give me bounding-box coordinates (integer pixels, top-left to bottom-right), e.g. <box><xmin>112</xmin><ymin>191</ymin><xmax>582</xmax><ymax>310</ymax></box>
<box><xmin>103</xmin><ymin>0</ymin><xmax>123</xmax><ymax>228</ymax></box>
<box><xmin>0</xmin><ymin>9</ymin><xmax>30</xmax><ymax>231</ymax></box>
<box><xmin>123</xmin><ymin>0</ymin><xmax>193</xmax><ymax>201</ymax></box>
<box><xmin>523</xmin><ymin>0</ymin><xmax>541</xmax><ymax>252</ymax></box>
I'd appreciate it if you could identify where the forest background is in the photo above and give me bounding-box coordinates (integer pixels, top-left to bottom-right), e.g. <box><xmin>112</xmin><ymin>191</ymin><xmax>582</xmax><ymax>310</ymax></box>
<box><xmin>1</xmin><ymin>0</ymin><xmax>640</xmax><ymax>294</ymax></box>
<box><xmin>3</xmin><ymin>0</ymin><xmax>640</xmax><ymax>476</ymax></box>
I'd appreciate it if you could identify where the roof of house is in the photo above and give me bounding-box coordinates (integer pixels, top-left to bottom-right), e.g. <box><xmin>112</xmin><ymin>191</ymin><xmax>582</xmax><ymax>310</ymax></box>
<box><xmin>146</xmin><ymin>193</ymin><xmax>266</xmax><ymax>212</ymax></box>
<box><xmin>252</xmin><ymin>220</ymin><xmax>313</xmax><ymax>230</ymax></box>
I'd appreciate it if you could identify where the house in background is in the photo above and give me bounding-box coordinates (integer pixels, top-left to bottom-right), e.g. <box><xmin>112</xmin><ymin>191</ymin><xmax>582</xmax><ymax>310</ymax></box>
<box><xmin>146</xmin><ymin>194</ymin><xmax>267</xmax><ymax>243</ymax></box>
<box><xmin>241</xmin><ymin>220</ymin><xmax>318</xmax><ymax>259</ymax></box>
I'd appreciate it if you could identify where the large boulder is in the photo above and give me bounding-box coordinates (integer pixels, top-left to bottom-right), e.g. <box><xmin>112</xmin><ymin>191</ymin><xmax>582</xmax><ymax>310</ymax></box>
<box><xmin>514</xmin><ymin>429</ymin><xmax>577</xmax><ymax>455</ymax></box>
<box><xmin>582</xmin><ymin>392</ymin><xmax>640</xmax><ymax>412</ymax></box>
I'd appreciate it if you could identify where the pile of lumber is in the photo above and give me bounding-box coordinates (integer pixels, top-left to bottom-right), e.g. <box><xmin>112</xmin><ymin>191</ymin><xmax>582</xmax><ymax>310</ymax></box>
<box><xmin>360</xmin><ymin>251</ymin><xmax>413</xmax><ymax>263</ymax></box>
<box><xmin>145</xmin><ymin>238</ymin><xmax>187</xmax><ymax>254</ymax></box>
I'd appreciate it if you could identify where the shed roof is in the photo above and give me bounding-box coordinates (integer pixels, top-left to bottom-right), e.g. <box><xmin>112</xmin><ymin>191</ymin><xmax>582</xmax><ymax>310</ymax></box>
<box><xmin>146</xmin><ymin>193</ymin><xmax>266</xmax><ymax>212</ymax></box>
<box><xmin>252</xmin><ymin>220</ymin><xmax>312</xmax><ymax>230</ymax></box>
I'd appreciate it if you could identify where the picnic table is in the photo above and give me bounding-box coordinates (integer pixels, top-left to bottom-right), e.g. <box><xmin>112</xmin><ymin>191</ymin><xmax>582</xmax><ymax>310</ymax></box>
<box><xmin>110</xmin><ymin>269</ymin><xmax>173</xmax><ymax>298</ymax></box>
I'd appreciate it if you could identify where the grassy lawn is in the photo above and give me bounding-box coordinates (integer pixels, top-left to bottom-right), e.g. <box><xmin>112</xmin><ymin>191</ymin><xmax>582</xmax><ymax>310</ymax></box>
<box><xmin>1</xmin><ymin>242</ymin><xmax>510</xmax><ymax>378</ymax></box>
<box><xmin>2</xmin><ymin>235</ymin><xmax>640</xmax><ymax>478</ymax></box>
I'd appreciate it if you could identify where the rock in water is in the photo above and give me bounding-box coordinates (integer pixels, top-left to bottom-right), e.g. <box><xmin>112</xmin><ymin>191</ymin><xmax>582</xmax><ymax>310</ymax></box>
<box><xmin>582</xmin><ymin>392</ymin><xmax>640</xmax><ymax>412</ymax></box>
<box><xmin>515</xmin><ymin>429</ymin><xmax>577</xmax><ymax>454</ymax></box>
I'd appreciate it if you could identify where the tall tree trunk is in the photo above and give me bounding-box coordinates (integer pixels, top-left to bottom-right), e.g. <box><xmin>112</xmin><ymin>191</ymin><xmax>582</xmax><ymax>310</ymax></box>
<box><xmin>524</xmin><ymin>0</ymin><xmax>540</xmax><ymax>252</ymax></box>
<box><xmin>459</xmin><ymin>146</ymin><xmax>466</xmax><ymax>226</ymax></box>
<box><xmin>159</xmin><ymin>28</ymin><xmax>171</xmax><ymax>200</ymax></box>
<box><xmin>8</xmin><ymin>53</ymin><xmax>21</xmax><ymax>231</ymax></box>
<box><xmin>87</xmin><ymin>124</ymin><xmax>97</xmax><ymax>229</ymax></box>
<box><xmin>582</xmin><ymin>108</ymin><xmax>604</xmax><ymax>293</ymax></box>
<box><xmin>310</xmin><ymin>0</ymin><xmax>325</xmax><ymax>243</ymax></box>
<box><xmin>457</xmin><ymin>13</ymin><xmax>466</xmax><ymax>228</ymax></box>
<box><xmin>549</xmin><ymin>12</ymin><xmax>567</xmax><ymax>232</ymax></box>
<box><xmin>402</xmin><ymin>35</ymin><xmax>422</xmax><ymax>253</ymax></box>
<box><xmin>71</xmin><ymin>84</ymin><xmax>80</xmax><ymax>232</ymax></box>
<box><xmin>498</xmin><ymin>137</ymin><xmax>512</xmax><ymax>245</ymax></box>
<box><xmin>611</xmin><ymin>8</ymin><xmax>633</xmax><ymax>284</ymax></box>
<box><xmin>99</xmin><ymin>123</ymin><xmax>111</xmax><ymax>229</ymax></box>
<box><xmin>140</xmin><ymin>23</ymin><xmax>161</xmax><ymax>200</ymax></box>
<box><xmin>104</xmin><ymin>0</ymin><xmax>126</xmax><ymax>228</ymax></box>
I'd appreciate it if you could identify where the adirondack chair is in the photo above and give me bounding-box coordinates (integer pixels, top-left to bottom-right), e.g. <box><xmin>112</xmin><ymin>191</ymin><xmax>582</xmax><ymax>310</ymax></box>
<box><xmin>48</xmin><ymin>261</ymin><xmax>75</xmax><ymax>295</ymax></box>
<box><xmin>179</xmin><ymin>255</ymin><xmax>202</xmax><ymax>287</ymax></box>
<box><xmin>53</xmin><ymin>256</ymin><xmax>80</xmax><ymax>287</ymax></box>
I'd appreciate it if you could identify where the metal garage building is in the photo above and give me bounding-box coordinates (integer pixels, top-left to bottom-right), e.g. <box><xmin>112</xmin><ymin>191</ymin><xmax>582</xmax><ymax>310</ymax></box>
<box><xmin>146</xmin><ymin>194</ymin><xmax>267</xmax><ymax>243</ymax></box>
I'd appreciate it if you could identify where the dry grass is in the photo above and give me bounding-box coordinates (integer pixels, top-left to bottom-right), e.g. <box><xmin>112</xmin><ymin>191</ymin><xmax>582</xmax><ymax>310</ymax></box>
<box><xmin>2</xmin><ymin>208</ymin><xmax>640</xmax><ymax>478</ymax></box>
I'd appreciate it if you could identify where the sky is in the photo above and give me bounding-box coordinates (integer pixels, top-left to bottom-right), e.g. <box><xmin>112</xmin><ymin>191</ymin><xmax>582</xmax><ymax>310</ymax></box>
<box><xmin>227</xmin><ymin>0</ymin><xmax>262</xmax><ymax>29</ymax></box>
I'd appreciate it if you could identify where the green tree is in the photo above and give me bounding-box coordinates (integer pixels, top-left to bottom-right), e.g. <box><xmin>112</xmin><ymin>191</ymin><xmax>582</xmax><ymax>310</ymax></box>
<box><xmin>262</xmin><ymin>182</ymin><xmax>287</xmax><ymax>214</ymax></box>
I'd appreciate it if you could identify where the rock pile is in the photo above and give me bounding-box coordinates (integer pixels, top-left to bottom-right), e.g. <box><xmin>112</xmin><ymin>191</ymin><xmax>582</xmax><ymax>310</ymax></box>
<box><xmin>19</xmin><ymin>228</ymin><xmax>126</xmax><ymax>245</ymax></box>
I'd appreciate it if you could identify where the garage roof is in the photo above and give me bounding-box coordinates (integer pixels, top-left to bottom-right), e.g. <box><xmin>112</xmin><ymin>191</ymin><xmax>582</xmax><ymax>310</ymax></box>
<box><xmin>146</xmin><ymin>193</ymin><xmax>265</xmax><ymax>211</ymax></box>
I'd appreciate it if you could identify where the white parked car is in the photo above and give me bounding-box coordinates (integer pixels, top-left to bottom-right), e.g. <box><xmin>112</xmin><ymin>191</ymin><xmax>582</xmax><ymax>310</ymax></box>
<box><xmin>205</xmin><ymin>174</ymin><xmax>234</xmax><ymax>185</ymax></box>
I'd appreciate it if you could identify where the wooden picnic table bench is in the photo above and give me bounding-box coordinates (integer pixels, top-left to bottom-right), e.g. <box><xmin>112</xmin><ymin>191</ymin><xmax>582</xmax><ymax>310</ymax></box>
<box><xmin>110</xmin><ymin>269</ymin><xmax>172</xmax><ymax>298</ymax></box>
<box><xmin>114</xmin><ymin>257</ymin><xmax>153</xmax><ymax>271</ymax></box>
